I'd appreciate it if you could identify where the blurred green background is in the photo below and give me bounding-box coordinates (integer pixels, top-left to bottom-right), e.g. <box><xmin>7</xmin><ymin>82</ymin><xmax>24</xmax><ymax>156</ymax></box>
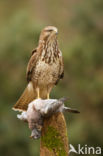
<box><xmin>0</xmin><ymin>0</ymin><xmax>103</xmax><ymax>156</ymax></box>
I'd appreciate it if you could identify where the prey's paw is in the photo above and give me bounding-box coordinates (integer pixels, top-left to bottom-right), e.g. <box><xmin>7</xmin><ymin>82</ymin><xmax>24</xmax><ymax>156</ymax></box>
<box><xmin>17</xmin><ymin>112</ymin><xmax>27</xmax><ymax>122</ymax></box>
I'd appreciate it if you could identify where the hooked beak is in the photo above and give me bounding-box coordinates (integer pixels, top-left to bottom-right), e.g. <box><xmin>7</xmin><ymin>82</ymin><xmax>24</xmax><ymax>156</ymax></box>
<box><xmin>54</xmin><ymin>28</ymin><xmax>58</xmax><ymax>35</ymax></box>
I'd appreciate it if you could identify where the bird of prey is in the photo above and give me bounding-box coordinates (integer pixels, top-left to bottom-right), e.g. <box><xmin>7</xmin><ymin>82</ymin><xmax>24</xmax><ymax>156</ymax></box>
<box><xmin>13</xmin><ymin>26</ymin><xmax>64</xmax><ymax>112</ymax></box>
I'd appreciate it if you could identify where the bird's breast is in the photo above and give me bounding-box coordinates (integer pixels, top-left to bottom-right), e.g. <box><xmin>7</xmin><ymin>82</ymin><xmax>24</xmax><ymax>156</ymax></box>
<box><xmin>32</xmin><ymin>59</ymin><xmax>60</xmax><ymax>86</ymax></box>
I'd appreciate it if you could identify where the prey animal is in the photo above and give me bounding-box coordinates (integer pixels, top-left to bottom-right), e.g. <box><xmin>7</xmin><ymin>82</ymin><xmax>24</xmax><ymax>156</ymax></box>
<box><xmin>13</xmin><ymin>26</ymin><xmax>64</xmax><ymax>111</ymax></box>
<box><xmin>17</xmin><ymin>98</ymin><xmax>80</xmax><ymax>139</ymax></box>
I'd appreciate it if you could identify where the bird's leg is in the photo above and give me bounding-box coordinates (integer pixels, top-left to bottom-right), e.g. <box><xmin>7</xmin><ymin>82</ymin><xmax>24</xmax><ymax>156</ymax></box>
<box><xmin>36</xmin><ymin>87</ymin><xmax>40</xmax><ymax>99</ymax></box>
<box><xmin>47</xmin><ymin>85</ymin><xmax>52</xmax><ymax>99</ymax></box>
<box><xmin>47</xmin><ymin>93</ymin><xmax>50</xmax><ymax>99</ymax></box>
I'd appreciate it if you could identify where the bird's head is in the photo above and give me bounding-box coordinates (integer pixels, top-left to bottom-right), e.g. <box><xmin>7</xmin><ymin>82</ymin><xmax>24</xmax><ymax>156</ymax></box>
<box><xmin>39</xmin><ymin>26</ymin><xmax>58</xmax><ymax>43</ymax></box>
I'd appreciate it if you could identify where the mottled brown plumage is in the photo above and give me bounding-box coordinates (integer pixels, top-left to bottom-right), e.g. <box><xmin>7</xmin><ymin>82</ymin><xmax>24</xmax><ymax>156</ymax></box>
<box><xmin>13</xmin><ymin>26</ymin><xmax>64</xmax><ymax>111</ymax></box>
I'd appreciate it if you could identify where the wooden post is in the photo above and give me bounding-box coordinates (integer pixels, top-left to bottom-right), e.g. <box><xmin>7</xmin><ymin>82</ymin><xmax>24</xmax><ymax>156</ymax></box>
<box><xmin>40</xmin><ymin>112</ymin><xmax>69</xmax><ymax>156</ymax></box>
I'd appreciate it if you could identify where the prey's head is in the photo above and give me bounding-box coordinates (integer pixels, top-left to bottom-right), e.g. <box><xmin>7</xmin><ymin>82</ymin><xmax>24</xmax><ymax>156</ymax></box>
<box><xmin>39</xmin><ymin>26</ymin><xmax>58</xmax><ymax>43</ymax></box>
<box><xmin>30</xmin><ymin>128</ymin><xmax>41</xmax><ymax>139</ymax></box>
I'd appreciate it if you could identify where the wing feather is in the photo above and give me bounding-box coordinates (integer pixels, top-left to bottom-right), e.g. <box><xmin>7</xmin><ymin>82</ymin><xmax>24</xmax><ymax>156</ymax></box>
<box><xmin>59</xmin><ymin>55</ymin><xmax>64</xmax><ymax>79</ymax></box>
<box><xmin>26</xmin><ymin>48</ymin><xmax>39</xmax><ymax>82</ymax></box>
<box><xmin>55</xmin><ymin>50</ymin><xmax>64</xmax><ymax>85</ymax></box>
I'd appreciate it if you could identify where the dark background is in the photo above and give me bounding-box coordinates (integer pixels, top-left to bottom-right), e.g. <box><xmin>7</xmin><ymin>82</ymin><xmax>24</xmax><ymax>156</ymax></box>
<box><xmin>0</xmin><ymin>0</ymin><xmax>103</xmax><ymax>156</ymax></box>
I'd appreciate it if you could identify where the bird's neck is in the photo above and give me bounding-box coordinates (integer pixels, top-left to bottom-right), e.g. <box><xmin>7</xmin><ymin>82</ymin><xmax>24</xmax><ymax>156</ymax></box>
<box><xmin>39</xmin><ymin>38</ymin><xmax>60</xmax><ymax>64</ymax></box>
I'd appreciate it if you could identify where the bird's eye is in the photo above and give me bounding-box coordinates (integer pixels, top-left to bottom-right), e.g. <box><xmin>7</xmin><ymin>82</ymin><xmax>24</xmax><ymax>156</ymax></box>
<box><xmin>45</xmin><ymin>29</ymin><xmax>53</xmax><ymax>32</ymax></box>
<box><xmin>48</xmin><ymin>29</ymin><xmax>53</xmax><ymax>32</ymax></box>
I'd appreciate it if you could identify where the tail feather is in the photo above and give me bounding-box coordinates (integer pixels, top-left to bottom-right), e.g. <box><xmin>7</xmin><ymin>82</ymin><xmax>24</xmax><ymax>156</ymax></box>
<box><xmin>13</xmin><ymin>82</ymin><xmax>36</xmax><ymax>112</ymax></box>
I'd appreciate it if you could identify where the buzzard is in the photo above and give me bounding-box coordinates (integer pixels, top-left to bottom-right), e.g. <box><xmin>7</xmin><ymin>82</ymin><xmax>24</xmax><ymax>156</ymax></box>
<box><xmin>13</xmin><ymin>26</ymin><xmax>64</xmax><ymax>111</ymax></box>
